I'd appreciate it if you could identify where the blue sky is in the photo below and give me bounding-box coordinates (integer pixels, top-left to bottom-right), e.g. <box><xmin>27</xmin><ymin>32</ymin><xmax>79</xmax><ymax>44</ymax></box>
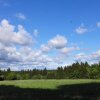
<box><xmin>0</xmin><ymin>0</ymin><xmax>100</xmax><ymax>70</ymax></box>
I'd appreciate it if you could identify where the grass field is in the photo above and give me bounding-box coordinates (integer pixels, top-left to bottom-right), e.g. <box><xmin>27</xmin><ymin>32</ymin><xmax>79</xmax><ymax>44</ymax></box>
<box><xmin>0</xmin><ymin>79</ymin><xmax>100</xmax><ymax>100</ymax></box>
<box><xmin>0</xmin><ymin>79</ymin><xmax>100</xmax><ymax>89</ymax></box>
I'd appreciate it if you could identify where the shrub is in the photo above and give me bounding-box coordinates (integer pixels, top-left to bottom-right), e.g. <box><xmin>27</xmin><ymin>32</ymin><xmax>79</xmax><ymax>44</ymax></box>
<box><xmin>32</xmin><ymin>74</ymin><xmax>42</xmax><ymax>79</ymax></box>
<box><xmin>6</xmin><ymin>72</ymin><xmax>17</xmax><ymax>80</ymax></box>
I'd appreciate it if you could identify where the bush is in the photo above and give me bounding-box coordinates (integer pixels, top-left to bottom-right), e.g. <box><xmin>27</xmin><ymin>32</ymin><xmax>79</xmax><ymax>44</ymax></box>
<box><xmin>6</xmin><ymin>72</ymin><xmax>17</xmax><ymax>80</ymax></box>
<box><xmin>47</xmin><ymin>72</ymin><xmax>56</xmax><ymax>79</ymax></box>
<box><xmin>22</xmin><ymin>74</ymin><xmax>30</xmax><ymax>80</ymax></box>
<box><xmin>32</xmin><ymin>74</ymin><xmax>42</xmax><ymax>79</ymax></box>
<box><xmin>16</xmin><ymin>74</ymin><xmax>22</xmax><ymax>80</ymax></box>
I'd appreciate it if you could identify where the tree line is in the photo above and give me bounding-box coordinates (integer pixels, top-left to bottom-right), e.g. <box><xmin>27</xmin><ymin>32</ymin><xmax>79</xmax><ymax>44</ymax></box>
<box><xmin>0</xmin><ymin>61</ymin><xmax>100</xmax><ymax>80</ymax></box>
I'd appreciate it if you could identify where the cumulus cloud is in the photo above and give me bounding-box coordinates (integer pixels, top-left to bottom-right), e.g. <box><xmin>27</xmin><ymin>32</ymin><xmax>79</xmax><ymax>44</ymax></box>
<box><xmin>75</xmin><ymin>24</ymin><xmax>88</xmax><ymax>34</ymax></box>
<box><xmin>75</xmin><ymin>53</ymin><xmax>88</xmax><ymax>62</ymax></box>
<box><xmin>0</xmin><ymin>44</ymin><xmax>22</xmax><ymax>63</ymax></box>
<box><xmin>91</xmin><ymin>50</ymin><xmax>100</xmax><ymax>61</ymax></box>
<box><xmin>0</xmin><ymin>19</ymin><xmax>34</xmax><ymax>65</ymax></box>
<box><xmin>75</xmin><ymin>50</ymin><xmax>100</xmax><ymax>63</ymax></box>
<box><xmin>38</xmin><ymin>35</ymin><xmax>80</xmax><ymax>67</ymax></box>
<box><xmin>48</xmin><ymin>35</ymin><xmax>67</xmax><ymax>49</ymax></box>
<box><xmin>0</xmin><ymin>19</ymin><xmax>33</xmax><ymax>46</ymax></box>
<box><xmin>60</xmin><ymin>46</ymin><xmax>80</xmax><ymax>54</ymax></box>
<box><xmin>40</xmin><ymin>35</ymin><xmax>68</xmax><ymax>53</ymax></box>
<box><xmin>40</xmin><ymin>44</ymin><xmax>51</xmax><ymax>53</ymax></box>
<box><xmin>15</xmin><ymin>13</ymin><xmax>26</xmax><ymax>20</ymax></box>
<box><xmin>0</xmin><ymin>19</ymin><xmax>83</xmax><ymax>70</ymax></box>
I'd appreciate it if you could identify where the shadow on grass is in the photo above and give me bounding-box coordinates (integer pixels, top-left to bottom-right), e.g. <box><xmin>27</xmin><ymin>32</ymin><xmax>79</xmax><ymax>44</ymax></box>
<box><xmin>0</xmin><ymin>82</ymin><xmax>100</xmax><ymax>100</ymax></box>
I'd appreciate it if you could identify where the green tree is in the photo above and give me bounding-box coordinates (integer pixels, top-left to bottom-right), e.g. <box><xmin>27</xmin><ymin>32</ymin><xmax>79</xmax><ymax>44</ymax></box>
<box><xmin>42</xmin><ymin>68</ymin><xmax>47</xmax><ymax>76</ymax></box>
<box><xmin>47</xmin><ymin>72</ymin><xmax>56</xmax><ymax>79</ymax></box>
<box><xmin>6</xmin><ymin>72</ymin><xmax>17</xmax><ymax>80</ymax></box>
<box><xmin>32</xmin><ymin>74</ymin><xmax>42</xmax><ymax>79</ymax></box>
<box><xmin>56</xmin><ymin>67</ymin><xmax>65</xmax><ymax>79</ymax></box>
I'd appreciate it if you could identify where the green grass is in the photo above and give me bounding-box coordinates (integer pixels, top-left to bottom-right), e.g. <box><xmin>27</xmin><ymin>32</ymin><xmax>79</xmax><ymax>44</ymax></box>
<box><xmin>0</xmin><ymin>79</ymin><xmax>100</xmax><ymax>89</ymax></box>
<box><xmin>0</xmin><ymin>79</ymin><xmax>100</xmax><ymax>100</ymax></box>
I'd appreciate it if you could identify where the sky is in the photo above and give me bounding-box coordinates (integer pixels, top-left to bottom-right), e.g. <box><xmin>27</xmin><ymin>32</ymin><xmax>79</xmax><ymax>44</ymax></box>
<box><xmin>0</xmin><ymin>0</ymin><xmax>100</xmax><ymax>70</ymax></box>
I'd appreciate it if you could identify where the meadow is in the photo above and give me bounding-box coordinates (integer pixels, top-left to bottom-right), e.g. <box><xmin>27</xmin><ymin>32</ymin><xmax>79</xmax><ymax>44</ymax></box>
<box><xmin>0</xmin><ymin>79</ymin><xmax>100</xmax><ymax>100</ymax></box>
<box><xmin>0</xmin><ymin>79</ymin><xmax>99</xmax><ymax>89</ymax></box>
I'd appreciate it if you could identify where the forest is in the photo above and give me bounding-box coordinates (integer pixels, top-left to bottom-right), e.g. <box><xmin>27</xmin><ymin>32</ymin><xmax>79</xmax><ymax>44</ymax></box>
<box><xmin>0</xmin><ymin>61</ymin><xmax>100</xmax><ymax>80</ymax></box>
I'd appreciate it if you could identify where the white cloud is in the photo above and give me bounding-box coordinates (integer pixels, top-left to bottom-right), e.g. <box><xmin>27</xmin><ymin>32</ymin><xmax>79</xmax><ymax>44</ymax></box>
<box><xmin>60</xmin><ymin>46</ymin><xmax>80</xmax><ymax>54</ymax></box>
<box><xmin>96</xmin><ymin>22</ymin><xmax>100</xmax><ymax>28</ymax></box>
<box><xmin>0</xmin><ymin>44</ymin><xmax>22</xmax><ymax>63</ymax></box>
<box><xmin>0</xmin><ymin>19</ymin><xmax>81</xmax><ymax>70</ymax></box>
<box><xmin>75</xmin><ymin>24</ymin><xmax>88</xmax><ymax>34</ymax></box>
<box><xmin>0</xmin><ymin>19</ymin><xmax>33</xmax><ymax>46</ymax></box>
<box><xmin>75</xmin><ymin>53</ymin><xmax>88</xmax><ymax>61</ymax></box>
<box><xmin>40</xmin><ymin>35</ymin><xmax>68</xmax><ymax>53</ymax></box>
<box><xmin>2</xmin><ymin>19</ymin><xmax>99</xmax><ymax>70</ymax></box>
<box><xmin>0</xmin><ymin>19</ymin><xmax>34</xmax><ymax>66</ymax></box>
<box><xmin>15</xmin><ymin>13</ymin><xmax>26</xmax><ymax>20</ymax></box>
<box><xmin>19</xmin><ymin>46</ymin><xmax>33</xmax><ymax>56</ymax></box>
<box><xmin>75</xmin><ymin>50</ymin><xmax>100</xmax><ymax>63</ymax></box>
<box><xmin>91</xmin><ymin>50</ymin><xmax>100</xmax><ymax>61</ymax></box>
<box><xmin>48</xmin><ymin>35</ymin><xmax>67</xmax><ymax>49</ymax></box>
<box><xmin>40</xmin><ymin>44</ymin><xmax>51</xmax><ymax>53</ymax></box>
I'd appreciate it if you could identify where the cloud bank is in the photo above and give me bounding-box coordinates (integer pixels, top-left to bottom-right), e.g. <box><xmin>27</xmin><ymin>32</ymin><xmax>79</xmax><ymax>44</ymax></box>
<box><xmin>0</xmin><ymin>19</ymin><xmax>99</xmax><ymax>70</ymax></box>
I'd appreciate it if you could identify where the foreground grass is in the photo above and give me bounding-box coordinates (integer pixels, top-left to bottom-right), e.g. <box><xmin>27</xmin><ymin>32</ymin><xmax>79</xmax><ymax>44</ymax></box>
<box><xmin>0</xmin><ymin>79</ymin><xmax>100</xmax><ymax>89</ymax></box>
<box><xmin>1</xmin><ymin>79</ymin><xmax>100</xmax><ymax>100</ymax></box>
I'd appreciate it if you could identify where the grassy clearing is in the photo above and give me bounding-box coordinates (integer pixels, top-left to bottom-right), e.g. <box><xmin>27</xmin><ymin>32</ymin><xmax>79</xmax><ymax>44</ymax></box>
<box><xmin>0</xmin><ymin>79</ymin><xmax>100</xmax><ymax>100</ymax></box>
<box><xmin>0</xmin><ymin>79</ymin><xmax>100</xmax><ymax>89</ymax></box>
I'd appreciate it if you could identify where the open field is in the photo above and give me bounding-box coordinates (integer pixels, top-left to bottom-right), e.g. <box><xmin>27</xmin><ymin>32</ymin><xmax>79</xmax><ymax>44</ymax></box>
<box><xmin>0</xmin><ymin>79</ymin><xmax>100</xmax><ymax>100</ymax></box>
<box><xmin>0</xmin><ymin>79</ymin><xmax>100</xmax><ymax>89</ymax></box>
